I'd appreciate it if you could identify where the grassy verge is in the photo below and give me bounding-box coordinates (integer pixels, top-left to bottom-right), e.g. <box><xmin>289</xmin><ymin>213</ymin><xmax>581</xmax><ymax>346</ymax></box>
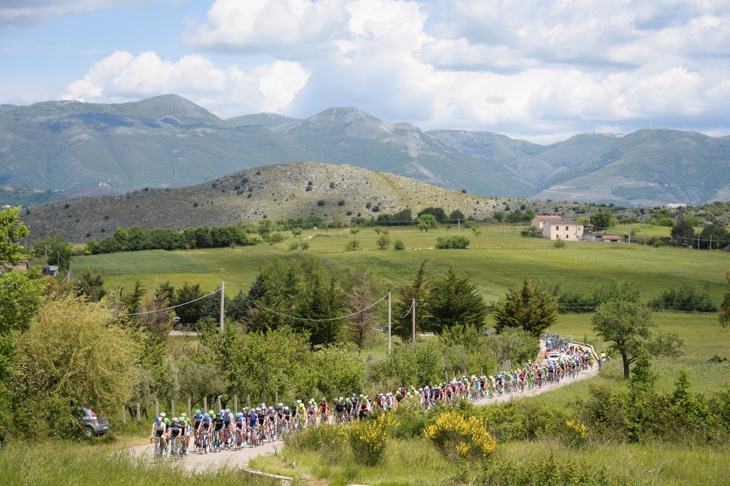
<box><xmin>0</xmin><ymin>441</ymin><xmax>278</xmax><ymax>486</ymax></box>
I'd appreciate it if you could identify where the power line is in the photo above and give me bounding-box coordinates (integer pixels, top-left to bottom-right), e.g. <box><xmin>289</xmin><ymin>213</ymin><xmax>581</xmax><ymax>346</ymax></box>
<box><xmin>119</xmin><ymin>287</ymin><xmax>222</xmax><ymax>317</ymax></box>
<box><xmin>246</xmin><ymin>293</ymin><xmax>389</xmax><ymax>322</ymax></box>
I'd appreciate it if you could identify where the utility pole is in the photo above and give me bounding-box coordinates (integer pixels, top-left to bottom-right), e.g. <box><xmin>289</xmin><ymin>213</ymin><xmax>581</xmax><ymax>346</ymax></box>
<box><xmin>220</xmin><ymin>281</ymin><xmax>225</xmax><ymax>337</ymax></box>
<box><xmin>387</xmin><ymin>292</ymin><xmax>392</xmax><ymax>355</ymax></box>
<box><xmin>412</xmin><ymin>299</ymin><xmax>416</xmax><ymax>344</ymax></box>
<box><xmin>69</xmin><ymin>260</ymin><xmax>72</xmax><ymax>286</ymax></box>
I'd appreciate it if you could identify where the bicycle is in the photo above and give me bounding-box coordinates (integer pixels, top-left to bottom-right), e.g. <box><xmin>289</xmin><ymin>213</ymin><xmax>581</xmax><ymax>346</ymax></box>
<box><xmin>151</xmin><ymin>436</ymin><xmax>166</xmax><ymax>459</ymax></box>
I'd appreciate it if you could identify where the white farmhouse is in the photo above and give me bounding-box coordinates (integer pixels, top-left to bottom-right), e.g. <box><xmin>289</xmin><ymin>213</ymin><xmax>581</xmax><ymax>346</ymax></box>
<box><xmin>533</xmin><ymin>216</ymin><xmax>584</xmax><ymax>241</ymax></box>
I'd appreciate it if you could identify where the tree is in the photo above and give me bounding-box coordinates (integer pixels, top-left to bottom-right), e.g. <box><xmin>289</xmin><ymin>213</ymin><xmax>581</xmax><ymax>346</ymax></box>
<box><xmin>720</xmin><ymin>270</ymin><xmax>730</xmax><ymax>329</ymax></box>
<box><xmin>376</xmin><ymin>233</ymin><xmax>391</xmax><ymax>250</ymax></box>
<box><xmin>393</xmin><ymin>260</ymin><xmax>430</xmax><ymax>342</ymax></box>
<box><xmin>33</xmin><ymin>234</ymin><xmax>72</xmax><ymax>272</ymax></box>
<box><xmin>649</xmin><ymin>208</ymin><xmax>675</xmax><ymax>227</ymax></box>
<box><xmin>591</xmin><ymin>211</ymin><xmax>613</xmax><ymax>230</ymax></box>
<box><xmin>492</xmin><ymin>211</ymin><xmax>505</xmax><ymax>222</ymax></box>
<box><xmin>493</xmin><ymin>276</ymin><xmax>558</xmax><ymax>337</ymax></box>
<box><xmin>591</xmin><ymin>299</ymin><xmax>683</xmax><ymax>379</ymax></box>
<box><xmin>449</xmin><ymin>209</ymin><xmax>465</xmax><ymax>222</ymax></box>
<box><xmin>427</xmin><ymin>267</ymin><xmax>488</xmax><ymax>334</ymax></box>
<box><xmin>0</xmin><ymin>207</ymin><xmax>45</xmax><ymax>382</ymax></box>
<box><xmin>343</xmin><ymin>267</ymin><xmax>381</xmax><ymax>348</ymax></box>
<box><xmin>670</xmin><ymin>218</ymin><xmax>695</xmax><ymax>244</ymax></box>
<box><xmin>73</xmin><ymin>265</ymin><xmax>107</xmax><ymax>301</ymax></box>
<box><xmin>12</xmin><ymin>295</ymin><xmax>139</xmax><ymax>422</ymax></box>
<box><xmin>417</xmin><ymin>214</ymin><xmax>439</xmax><ymax>232</ymax></box>
<box><xmin>417</xmin><ymin>207</ymin><xmax>447</xmax><ymax>222</ymax></box>
<box><xmin>699</xmin><ymin>224</ymin><xmax>730</xmax><ymax>250</ymax></box>
<box><xmin>137</xmin><ymin>286</ymin><xmax>175</xmax><ymax>343</ymax></box>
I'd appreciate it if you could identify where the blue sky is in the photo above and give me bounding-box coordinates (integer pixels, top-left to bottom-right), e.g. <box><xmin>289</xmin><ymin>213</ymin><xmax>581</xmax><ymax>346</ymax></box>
<box><xmin>1</xmin><ymin>0</ymin><xmax>729</xmax><ymax>143</ymax></box>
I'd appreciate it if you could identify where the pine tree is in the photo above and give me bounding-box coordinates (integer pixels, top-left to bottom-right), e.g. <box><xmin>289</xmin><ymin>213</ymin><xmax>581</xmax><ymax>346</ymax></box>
<box><xmin>393</xmin><ymin>260</ymin><xmax>429</xmax><ymax>342</ymax></box>
<box><xmin>493</xmin><ymin>275</ymin><xmax>558</xmax><ymax>337</ymax></box>
<box><xmin>427</xmin><ymin>267</ymin><xmax>487</xmax><ymax>334</ymax></box>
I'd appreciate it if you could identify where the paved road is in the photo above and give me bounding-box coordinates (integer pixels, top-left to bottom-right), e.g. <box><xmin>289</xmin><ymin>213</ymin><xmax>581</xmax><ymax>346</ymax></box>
<box><xmin>131</xmin><ymin>340</ymin><xmax>599</xmax><ymax>473</ymax></box>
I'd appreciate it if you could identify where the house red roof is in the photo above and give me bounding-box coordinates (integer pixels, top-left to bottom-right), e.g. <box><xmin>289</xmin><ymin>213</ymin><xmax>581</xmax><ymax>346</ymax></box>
<box><xmin>601</xmin><ymin>235</ymin><xmax>622</xmax><ymax>241</ymax></box>
<box><xmin>535</xmin><ymin>215</ymin><xmax>562</xmax><ymax>221</ymax></box>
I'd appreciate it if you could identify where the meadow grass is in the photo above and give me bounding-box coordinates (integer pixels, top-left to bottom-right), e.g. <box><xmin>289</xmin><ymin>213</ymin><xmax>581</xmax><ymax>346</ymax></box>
<box><xmin>0</xmin><ymin>441</ymin><xmax>277</xmax><ymax>486</ymax></box>
<box><xmin>73</xmin><ymin>250</ymin><xmax>210</xmax><ymax>276</ymax></box>
<box><xmin>78</xmin><ymin>225</ymin><xmax>729</xmax><ymax>306</ymax></box>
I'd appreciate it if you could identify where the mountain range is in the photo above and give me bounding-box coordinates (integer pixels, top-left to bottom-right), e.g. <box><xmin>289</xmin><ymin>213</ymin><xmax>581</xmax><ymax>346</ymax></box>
<box><xmin>2</xmin><ymin>94</ymin><xmax>729</xmax><ymax>207</ymax></box>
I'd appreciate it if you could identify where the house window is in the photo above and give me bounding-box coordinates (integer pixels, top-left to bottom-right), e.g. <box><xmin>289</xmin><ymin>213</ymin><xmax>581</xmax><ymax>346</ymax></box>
<box><xmin>565</xmin><ymin>226</ymin><xmax>569</xmax><ymax>230</ymax></box>
<box><xmin>555</xmin><ymin>226</ymin><xmax>559</xmax><ymax>230</ymax></box>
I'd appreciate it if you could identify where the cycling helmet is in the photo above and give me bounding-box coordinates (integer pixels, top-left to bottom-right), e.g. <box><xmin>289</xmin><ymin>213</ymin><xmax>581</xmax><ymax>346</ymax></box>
<box><xmin>180</xmin><ymin>413</ymin><xmax>187</xmax><ymax>418</ymax></box>
<box><xmin>172</xmin><ymin>417</ymin><xmax>179</xmax><ymax>422</ymax></box>
<box><xmin>204</xmin><ymin>413</ymin><xmax>210</xmax><ymax>418</ymax></box>
<box><xmin>297</xmin><ymin>400</ymin><xmax>302</xmax><ymax>404</ymax></box>
<box><xmin>208</xmin><ymin>410</ymin><xmax>214</xmax><ymax>415</ymax></box>
<box><xmin>269</xmin><ymin>406</ymin><xmax>274</xmax><ymax>411</ymax></box>
<box><xmin>261</xmin><ymin>403</ymin><xmax>266</xmax><ymax>408</ymax></box>
<box><xmin>195</xmin><ymin>409</ymin><xmax>201</xmax><ymax>414</ymax></box>
<box><xmin>284</xmin><ymin>406</ymin><xmax>289</xmax><ymax>411</ymax></box>
<box><xmin>160</xmin><ymin>412</ymin><xmax>166</xmax><ymax>417</ymax></box>
<box><xmin>156</xmin><ymin>416</ymin><xmax>161</xmax><ymax>421</ymax></box>
<box><xmin>225</xmin><ymin>408</ymin><xmax>230</xmax><ymax>414</ymax></box>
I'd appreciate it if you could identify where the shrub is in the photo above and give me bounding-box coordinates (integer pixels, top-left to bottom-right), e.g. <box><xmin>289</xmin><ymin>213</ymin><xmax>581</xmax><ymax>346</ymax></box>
<box><xmin>348</xmin><ymin>413</ymin><xmax>398</xmax><ymax>466</ymax></box>
<box><xmin>649</xmin><ymin>283</ymin><xmax>718</xmax><ymax>312</ymax></box>
<box><xmin>317</xmin><ymin>200</ymin><xmax>325</xmax><ymax>206</ymax></box>
<box><xmin>345</xmin><ymin>239</ymin><xmax>360</xmax><ymax>251</ymax></box>
<box><xmin>435</xmin><ymin>236</ymin><xmax>470</xmax><ymax>249</ymax></box>
<box><xmin>563</xmin><ymin>419</ymin><xmax>589</xmax><ymax>447</ymax></box>
<box><xmin>268</xmin><ymin>233</ymin><xmax>285</xmax><ymax>244</ymax></box>
<box><xmin>394</xmin><ymin>239</ymin><xmax>405</xmax><ymax>250</ymax></box>
<box><xmin>553</xmin><ymin>238</ymin><xmax>566</xmax><ymax>248</ymax></box>
<box><xmin>425</xmin><ymin>410</ymin><xmax>497</xmax><ymax>462</ymax></box>
<box><xmin>376</xmin><ymin>233</ymin><xmax>390</xmax><ymax>250</ymax></box>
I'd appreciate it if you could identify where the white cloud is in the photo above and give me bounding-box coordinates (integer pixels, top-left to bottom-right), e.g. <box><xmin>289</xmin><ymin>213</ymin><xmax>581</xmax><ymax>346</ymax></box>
<box><xmin>0</xmin><ymin>0</ymin><xmax>151</xmax><ymax>28</ymax></box>
<box><xmin>64</xmin><ymin>51</ymin><xmax>309</xmax><ymax>117</ymax></box>
<box><xmin>59</xmin><ymin>0</ymin><xmax>730</xmax><ymax>141</ymax></box>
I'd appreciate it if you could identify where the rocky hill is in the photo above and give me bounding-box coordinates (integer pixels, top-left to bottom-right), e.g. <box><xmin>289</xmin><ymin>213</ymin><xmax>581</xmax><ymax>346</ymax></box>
<box><xmin>22</xmin><ymin>162</ymin><xmax>620</xmax><ymax>243</ymax></box>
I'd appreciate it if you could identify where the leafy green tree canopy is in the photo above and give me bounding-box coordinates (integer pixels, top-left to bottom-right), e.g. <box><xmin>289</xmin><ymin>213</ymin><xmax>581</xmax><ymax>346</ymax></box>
<box><xmin>416</xmin><ymin>214</ymin><xmax>439</xmax><ymax>232</ymax></box>
<box><xmin>591</xmin><ymin>299</ymin><xmax>683</xmax><ymax>379</ymax></box>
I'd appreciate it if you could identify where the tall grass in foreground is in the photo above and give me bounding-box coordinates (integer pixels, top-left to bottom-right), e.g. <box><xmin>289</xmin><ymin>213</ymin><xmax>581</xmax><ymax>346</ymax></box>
<box><xmin>0</xmin><ymin>442</ymin><xmax>277</xmax><ymax>486</ymax></box>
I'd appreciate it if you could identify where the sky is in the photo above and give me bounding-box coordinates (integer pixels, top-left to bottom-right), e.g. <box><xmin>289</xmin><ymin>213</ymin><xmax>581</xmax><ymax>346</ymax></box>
<box><xmin>1</xmin><ymin>0</ymin><xmax>729</xmax><ymax>144</ymax></box>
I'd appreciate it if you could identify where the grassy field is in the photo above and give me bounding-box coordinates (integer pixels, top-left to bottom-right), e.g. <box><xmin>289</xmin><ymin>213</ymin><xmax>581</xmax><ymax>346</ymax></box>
<box><xmin>74</xmin><ymin>224</ymin><xmax>730</xmax><ymax>305</ymax></box>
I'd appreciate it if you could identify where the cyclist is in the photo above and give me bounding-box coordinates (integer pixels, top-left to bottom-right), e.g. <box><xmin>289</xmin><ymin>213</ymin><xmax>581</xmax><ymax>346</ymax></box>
<box><xmin>318</xmin><ymin>397</ymin><xmax>329</xmax><ymax>425</ymax></box>
<box><xmin>149</xmin><ymin>416</ymin><xmax>167</xmax><ymax>453</ymax></box>
<box><xmin>192</xmin><ymin>409</ymin><xmax>203</xmax><ymax>448</ymax></box>
<box><xmin>233</xmin><ymin>412</ymin><xmax>245</xmax><ymax>446</ymax></box>
<box><xmin>211</xmin><ymin>411</ymin><xmax>224</xmax><ymax>450</ymax></box>
<box><xmin>167</xmin><ymin>417</ymin><xmax>183</xmax><ymax>455</ymax></box>
<box><xmin>180</xmin><ymin>412</ymin><xmax>191</xmax><ymax>454</ymax></box>
<box><xmin>295</xmin><ymin>400</ymin><xmax>307</xmax><ymax>427</ymax></box>
<box><xmin>222</xmin><ymin>408</ymin><xmax>233</xmax><ymax>446</ymax></box>
<box><xmin>197</xmin><ymin>412</ymin><xmax>213</xmax><ymax>452</ymax></box>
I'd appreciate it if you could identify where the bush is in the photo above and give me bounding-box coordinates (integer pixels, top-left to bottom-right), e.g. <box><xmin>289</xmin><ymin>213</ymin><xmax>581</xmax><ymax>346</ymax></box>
<box><xmin>268</xmin><ymin>233</ymin><xmax>285</xmax><ymax>244</ymax></box>
<box><xmin>435</xmin><ymin>236</ymin><xmax>470</xmax><ymax>249</ymax></box>
<box><xmin>394</xmin><ymin>239</ymin><xmax>405</xmax><ymax>250</ymax></box>
<box><xmin>376</xmin><ymin>233</ymin><xmax>390</xmax><ymax>250</ymax></box>
<box><xmin>425</xmin><ymin>410</ymin><xmax>497</xmax><ymax>462</ymax></box>
<box><xmin>649</xmin><ymin>283</ymin><xmax>718</xmax><ymax>312</ymax></box>
<box><xmin>553</xmin><ymin>238</ymin><xmax>566</xmax><ymax>248</ymax></box>
<box><xmin>345</xmin><ymin>239</ymin><xmax>360</xmax><ymax>251</ymax></box>
<box><xmin>348</xmin><ymin>413</ymin><xmax>398</xmax><ymax>466</ymax></box>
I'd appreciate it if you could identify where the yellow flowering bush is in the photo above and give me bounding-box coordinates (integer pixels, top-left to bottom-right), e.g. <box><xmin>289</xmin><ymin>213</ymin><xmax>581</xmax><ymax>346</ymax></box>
<box><xmin>425</xmin><ymin>411</ymin><xmax>497</xmax><ymax>462</ymax></box>
<box><xmin>564</xmin><ymin>419</ymin><xmax>589</xmax><ymax>447</ymax></box>
<box><xmin>348</xmin><ymin>413</ymin><xmax>399</xmax><ymax>466</ymax></box>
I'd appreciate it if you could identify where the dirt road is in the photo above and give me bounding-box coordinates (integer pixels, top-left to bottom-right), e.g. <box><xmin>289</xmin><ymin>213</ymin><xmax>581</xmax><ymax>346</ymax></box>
<box><xmin>131</xmin><ymin>340</ymin><xmax>599</xmax><ymax>473</ymax></box>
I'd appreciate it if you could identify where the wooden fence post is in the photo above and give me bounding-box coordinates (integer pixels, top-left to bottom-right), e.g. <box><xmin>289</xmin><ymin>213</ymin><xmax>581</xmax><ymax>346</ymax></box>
<box><xmin>171</xmin><ymin>399</ymin><xmax>175</xmax><ymax>418</ymax></box>
<box><xmin>217</xmin><ymin>396</ymin><xmax>222</xmax><ymax>412</ymax></box>
<box><xmin>122</xmin><ymin>406</ymin><xmax>126</xmax><ymax>424</ymax></box>
<box><xmin>234</xmin><ymin>395</ymin><xmax>238</xmax><ymax>412</ymax></box>
<box><xmin>155</xmin><ymin>401</ymin><xmax>159</xmax><ymax>417</ymax></box>
<box><xmin>203</xmin><ymin>397</ymin><xmax>208</xmax><ymax>413</ymax></box>
<box><xmin>188</xmin><ymin>399</ymin><xmax>191</xmax><ymax>418</ymax></box>
<box><xmin>275</xmin><ymin>391</ymin><xmax>279</xmax><ymax>404</ymax></box>
<box><xmin>247</xmin><ymin>394</ymin><xmax>250</xmax><ymax>409</ymax></box>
